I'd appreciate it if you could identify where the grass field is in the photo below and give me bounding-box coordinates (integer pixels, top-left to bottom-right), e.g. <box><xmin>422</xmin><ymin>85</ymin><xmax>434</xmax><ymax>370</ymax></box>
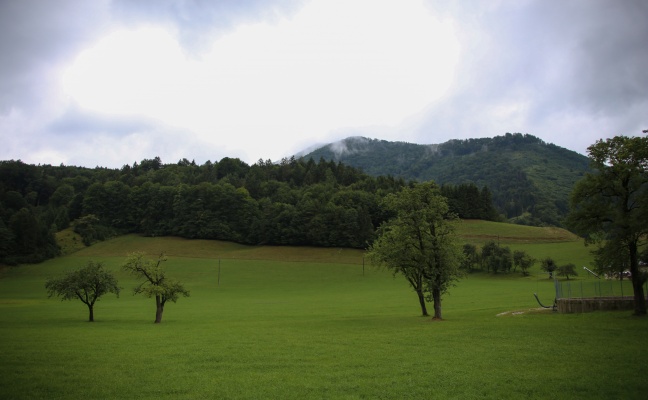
<box><xmin>2</xmin><ymin>223</ymin><xmax>648</xmax><ymax>399</ymax></box>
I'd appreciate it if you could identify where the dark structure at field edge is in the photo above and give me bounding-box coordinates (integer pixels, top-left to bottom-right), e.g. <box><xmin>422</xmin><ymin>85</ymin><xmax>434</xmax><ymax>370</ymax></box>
<box><xmin>556</xmin><ymin>297</ymin><xmax>646</xmax><ymax>313</ymax></box>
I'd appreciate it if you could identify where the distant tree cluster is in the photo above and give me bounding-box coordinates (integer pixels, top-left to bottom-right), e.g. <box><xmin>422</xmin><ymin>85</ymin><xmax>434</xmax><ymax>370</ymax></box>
<box><xmin>0</xmin><ymin>161</ymin><xmax>61</xmax><ymax>264</ymax></box>
<box><xmin>461</xmin><ymin>243</ymin><xmax>574</xmax><ymax>279</ymax></box>
<box><xmin>440</xmin><ymin>183</ymin><xmax>499</xmax><ymax>221</ymax></box>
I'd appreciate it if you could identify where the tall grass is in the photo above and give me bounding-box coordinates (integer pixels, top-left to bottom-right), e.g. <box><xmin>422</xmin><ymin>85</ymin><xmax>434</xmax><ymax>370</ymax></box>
<box><xmin>1</xmin><ymin>231</ymin><xmax>647</xmax><ymax>399</ymax></box>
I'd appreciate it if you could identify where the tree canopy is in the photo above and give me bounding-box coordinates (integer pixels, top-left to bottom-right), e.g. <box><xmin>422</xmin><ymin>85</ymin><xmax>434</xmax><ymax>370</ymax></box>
<box><xmin>367</xmin><ymin>182</ymin><xmax>463</xmax><ymax>319</ymax></box>
<box><xmin>45</xmin><ymin>261</ymin><xmax>120</xmax><ymax>321</ymax></box>
<box><xmin>567</xmin><ymin>135</ymin><xmax>648</xmax><ymax>315</ymax></box>
<box><xmin>122</xmin><ymin>252</ymin><xmax>190</xmax><ymax>323</ymax></box>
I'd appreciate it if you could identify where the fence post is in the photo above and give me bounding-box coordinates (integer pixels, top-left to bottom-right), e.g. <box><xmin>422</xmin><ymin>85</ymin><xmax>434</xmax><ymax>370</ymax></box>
<box><xmin>620</xmin><ymin>279</ymin><xmax>623</xmax><ymax>298</ymax></box>
<box><xmin>554</xmin><ymin>277</ymin><xmax>561</xmax><ymax>300</ymax></box>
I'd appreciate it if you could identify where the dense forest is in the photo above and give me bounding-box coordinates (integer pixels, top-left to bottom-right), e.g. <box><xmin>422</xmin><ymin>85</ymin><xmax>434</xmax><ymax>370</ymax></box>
<box><xmin>304</xmin><ymin>133</ymin><xmax>591</xmax><ymax>226</ymax></box>
<box><xmin>0</xmin><ymin>157</ymin><xmax>498</xmax><ymax>265</ymax></box>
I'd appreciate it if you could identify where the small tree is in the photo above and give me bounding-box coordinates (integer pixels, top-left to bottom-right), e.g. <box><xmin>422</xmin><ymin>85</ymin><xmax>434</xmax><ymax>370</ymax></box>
<box><xmin>45</xmin><ymin>261</ymin><xmax>120</xmax><ymax>322</ymax></box>
<box><xmin>557</xmin><ymin>263</ymin><xmax>578</xmax><ymax>280</ymax></box>
<box><xmin>122</xmin><ymin>252</ymin><xmax>190</xmax><ymax>323</ymax></box>
<box><xmin>513</xmin><ymin>250</ymin><xmax>536</xmax><ymax>276</ymax></box>
<box><xmin>462</xmin><ymin>243</ymin><xmax>480</xmax><ymax>271</ymax></box>
<box><xmin>540</xmin><ymin>257</ymin><xmax>557</xmax><ymax>279</ymax></box>
<box><xmin>481</xmin><ymin>241</ymin><xmax>512</xmax><ymax>274</ymax></box>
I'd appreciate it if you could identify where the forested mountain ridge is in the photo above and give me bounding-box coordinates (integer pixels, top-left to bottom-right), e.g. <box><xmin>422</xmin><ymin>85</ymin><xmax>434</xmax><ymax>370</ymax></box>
<box><xmin>302</xmin><ymin>133</ymin><xmax>591</xmax><ymax>226</ymax></box>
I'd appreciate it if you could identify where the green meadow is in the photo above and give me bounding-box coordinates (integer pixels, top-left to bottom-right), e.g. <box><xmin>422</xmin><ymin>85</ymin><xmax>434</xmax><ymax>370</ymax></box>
<box><xmin>1</xmin><ymin>221</ymin><xmax>647</xmax><ymax>399</ymax></box>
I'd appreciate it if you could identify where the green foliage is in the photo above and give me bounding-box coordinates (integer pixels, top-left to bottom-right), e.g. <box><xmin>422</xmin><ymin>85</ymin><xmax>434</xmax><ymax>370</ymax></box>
<box><xmin>481</xmin><ymin>241</ymin><xmax>513</xmax><ymax>274</ymax></box>
<box><xmin>540</xmin><ymin>257</ymin><xmax>557</xmax><ymax>278</ymax></box>
<box><xmin>122</xmin><ymin>252</ymin><xmax>189</xmax><ymax>323</ymax></box>
<box><xmin>304</xmin><ymin>133</ymin><xmax>590</xmax><ymax>226</ymax></box>
<box><xmin>557</xmin><ymin>263</ymin><xmax>578</xmax><ymax>280</ymax></box>
<box><xmin>567</xmin><ymin>134</ymin><xmax>648</xmax><ymax>315</ymax></box>
<box><xmin>590</xmin><ymin>239</ymin><xmax>631</xmax><ymax>278</ymax></box>
<box><xmin>440</xmin><ymin>183</ymin><xmax>500</xmax><ymax>220</ymax></box>
<box><xmin>513</xmin><ymin>250</ymin><xmax>536</xmax><ymax>276</ymax></box>
<box><xmin>44</xmin><ymin>261</ymin><xmax>120</xmax><ymax>321</ymax></box>
<box><xmin>367</xmin><ymin>182</ymin><xmax>464</xmax><ymax>319</ymax></box>
<box><xmin>461</xmin><ymin>243</ymin><xmax>479</xmax><ymax>271</ymax></box>
<box><xmin>4</xmin><ymin>206</ymin><xmax>59</xmax><ymax>264</ymax></box>
<box><xmin>0</xmin><ymin>157</ymin><xmax>410</xmax><ymax>265</ymax></box>
<box><xmin>72</xmin><ymin>214</ymin><xmax>115</xmax><ymax>246</ymax></box>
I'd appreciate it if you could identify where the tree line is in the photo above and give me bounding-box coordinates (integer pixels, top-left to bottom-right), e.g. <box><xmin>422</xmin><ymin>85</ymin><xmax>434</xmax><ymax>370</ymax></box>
<box><xmin>461</xmin><ymin>241</ymin><xmax>578</xmax><ymax>279</ymax></box>
<box><xmin>0</xmin><ymin>157</ymin><xmax>498</xmax><ymax>265</ymax></box>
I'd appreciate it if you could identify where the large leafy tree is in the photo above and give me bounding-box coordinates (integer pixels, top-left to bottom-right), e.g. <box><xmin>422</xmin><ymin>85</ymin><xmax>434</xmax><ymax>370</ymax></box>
<box><xmin>567</xmin><ymin>135</ymin><xmax>648</xmax><ymax>315</ymax></box>
<box><xmin>45</xmin><ymin>261</ymin><xmax>120</xmax><ymax>322</ymax></box>
<box><xmin>367</xmin><ymin>182</ymin><xmax>463</xmax><ymax>319</ymax></box>
<box><xmin>122</xmin><ymin>252</ymin><xmax>190</xmax><ymax>323</ymax></box>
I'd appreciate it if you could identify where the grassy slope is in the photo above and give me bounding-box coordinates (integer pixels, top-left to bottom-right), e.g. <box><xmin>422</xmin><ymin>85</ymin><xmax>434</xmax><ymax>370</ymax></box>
<box><xmin>2</xmin><ymin>224</ymin><xmax>647</xmax><ymax>399</ymax></box>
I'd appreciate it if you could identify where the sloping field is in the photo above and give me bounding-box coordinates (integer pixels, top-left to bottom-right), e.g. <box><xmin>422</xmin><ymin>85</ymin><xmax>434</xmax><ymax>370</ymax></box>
<box><xmin>70</xmin><ymin>234</ymin><xmax>366</xmax><ymax>265</ymax></box>
<box><xmin>455</xmin><ymin>219</ymin><xmax>580</xmax><ymax>244</ymax></box>
<box><xmin>59</xmin><ymin>219</ymin><xmax>581</xmax><ymax>262</ymax></box>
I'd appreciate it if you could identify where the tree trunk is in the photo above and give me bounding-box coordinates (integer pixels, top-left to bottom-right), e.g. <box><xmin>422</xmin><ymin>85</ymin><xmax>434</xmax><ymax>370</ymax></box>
<box><xmin>631</xmin><ymin>276</ymin><xmax>646</xmax><ymax>316</ymax></box>
<box><xmin>88</xmin><ymin>305</ymin><xmax>94</xmax><ymax>322</ymax></box>
<box><xmin>432</xmin><ymin>287</ymin><xmax>442</xmax><ymax>320</ymax></box>
<box><xmin>629</xmin><ymin>242</ymin><xmax>647</xmax><ymax>316</ymax></box>
<box><xmin>416</xmin><ymin>290</ymin><xmax>429</xmax><ymax>316</ymax></box>
<box><xmin>155</xmin><ymin>295</ymin><xmax>164</xmax><ymax>323</ymax></box>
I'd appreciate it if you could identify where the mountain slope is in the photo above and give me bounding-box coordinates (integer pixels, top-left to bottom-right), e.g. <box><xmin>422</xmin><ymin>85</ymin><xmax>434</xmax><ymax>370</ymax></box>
<box><xmin>301</xmin><ymin>133</ymin><xmax>591</xmax><ymax>226</ymax></box>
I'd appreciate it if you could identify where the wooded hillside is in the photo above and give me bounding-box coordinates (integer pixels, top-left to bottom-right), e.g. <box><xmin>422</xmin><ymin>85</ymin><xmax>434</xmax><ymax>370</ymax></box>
<box><xmin>303</xmin><ymin>133</ymin><xmax>590</xmax><ymax>226</ymax></box>
<box><xmin>0</xmin><ymin>157</ymin><xmax>497</xmax><ymax>265</ymax></box>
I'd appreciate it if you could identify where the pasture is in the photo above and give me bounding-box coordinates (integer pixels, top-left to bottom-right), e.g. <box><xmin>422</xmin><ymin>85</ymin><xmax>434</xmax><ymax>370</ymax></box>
<box><xmin>1</xmin><ymin>224</ymin><xmax>647</xmax><ymax>399</ymax></box>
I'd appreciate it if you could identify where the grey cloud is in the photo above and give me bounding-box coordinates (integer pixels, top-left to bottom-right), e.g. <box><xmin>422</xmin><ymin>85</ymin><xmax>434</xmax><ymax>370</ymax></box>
<box><xmin>48</xmin><ymin>105</ymin><xmax>155</xmax><ymax>136</ymax></box>
<box><xmin>110</xmin><ymin>0</ymin><xmax>302</xmax><ymax>53</ymax></box>
<box><xmin>566</xmin><ymin>0</ymin><xmax>648</xmax><ymax>114</ymax></box>
<box><xmin>457</xmin><ymin>1</ymin><xmax>647</xmax><ymax>105</ymax></box>
<box><xmin>0</xmin><ymin>0</ymin><xmax>301</xmax><ymax>114</ymax></box>
<box><xmin>0</xmin><ymin>0</ymin><xmax>108</xmax><ymax>113</ymax></box>
<box><xmin>414</xmin><ymin>0</ymin><xmax>647</xmax><ymax>150</ymax></box>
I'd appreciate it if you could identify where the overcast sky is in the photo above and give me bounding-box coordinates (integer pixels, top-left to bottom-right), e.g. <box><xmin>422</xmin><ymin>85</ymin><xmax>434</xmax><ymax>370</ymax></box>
<box><xmin>1</xmin><ymin>0</ymin><xmax>646</xmax><ymax>168</ymax></box>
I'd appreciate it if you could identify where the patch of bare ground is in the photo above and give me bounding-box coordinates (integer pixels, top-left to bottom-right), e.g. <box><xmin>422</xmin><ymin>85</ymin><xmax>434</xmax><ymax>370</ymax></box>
<box><xmin>496</xmin><ymin>308</ymin><xmax>553</xmax><ymax>317</ymax></box>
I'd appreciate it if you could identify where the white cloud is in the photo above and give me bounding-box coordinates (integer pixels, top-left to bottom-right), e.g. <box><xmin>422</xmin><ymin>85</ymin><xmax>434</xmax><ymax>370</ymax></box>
<box><xmin>60</xmin><ymin>0</ymin><xmax>460</xmax><ymax>163</ymax></box>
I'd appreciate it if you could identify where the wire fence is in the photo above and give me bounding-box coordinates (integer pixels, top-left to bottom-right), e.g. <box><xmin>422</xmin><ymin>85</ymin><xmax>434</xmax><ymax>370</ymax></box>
<box><xmin>554</xmin><ymin>278</ymin><xmax>648</xmax><ymax>299</ymax></box>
